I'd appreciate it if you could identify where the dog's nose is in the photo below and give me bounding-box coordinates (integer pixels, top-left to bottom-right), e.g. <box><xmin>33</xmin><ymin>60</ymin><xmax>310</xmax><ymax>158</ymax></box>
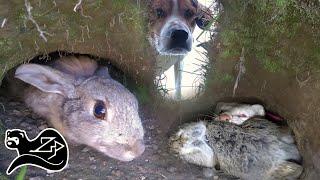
<box><xmin>171</xmin><ymin>29</ymin><xmax>189</xmax><ymax>43</ymax></box>
<box><xmin>169</xmin><ymin>29</ymin><xmax>191</xmax><ymax>51</ymax></box>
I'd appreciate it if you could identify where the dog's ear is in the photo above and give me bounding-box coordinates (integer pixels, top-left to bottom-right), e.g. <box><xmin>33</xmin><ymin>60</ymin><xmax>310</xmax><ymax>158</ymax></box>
<box><xmin>196</xmin><ymin>4</ymin><xmax>213</xmax><ymax>29</ymax></box>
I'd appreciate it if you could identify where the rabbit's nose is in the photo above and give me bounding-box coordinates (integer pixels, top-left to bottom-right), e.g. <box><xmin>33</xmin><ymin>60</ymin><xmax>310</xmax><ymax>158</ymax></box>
<box><xmin>130</xmin><ymin>139</ymin><xmax>145</xmax><ymax>155</ymax></box>
<box><xmin>219</xmin><ymin>114</ymin><xmax>231</xmax><ymax>121</ymax></box>
<box><xmin>123</xmin><ymin>139</ymin><xmax>145</xmax><ymax>160</ymax></box>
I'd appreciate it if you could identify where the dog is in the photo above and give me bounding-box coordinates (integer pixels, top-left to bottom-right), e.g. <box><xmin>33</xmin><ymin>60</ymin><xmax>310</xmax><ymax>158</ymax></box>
<box><xmin>147</xmin><ymin>0</ymin><xmax>212</xmax><ymax>99</ymax></box>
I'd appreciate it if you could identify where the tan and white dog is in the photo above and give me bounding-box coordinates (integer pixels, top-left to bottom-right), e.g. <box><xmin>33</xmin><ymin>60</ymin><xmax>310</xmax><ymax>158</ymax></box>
<box><xmin>147</xmin><ymin>0</ymin><xmax>212</xmax><ymax>98</ymax></box>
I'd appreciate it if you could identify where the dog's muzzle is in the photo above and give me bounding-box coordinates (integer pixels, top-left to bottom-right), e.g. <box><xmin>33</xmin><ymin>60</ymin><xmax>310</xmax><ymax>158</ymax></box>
<box><xmin>169</xmin><ymin>29</ymin><xmax>191</xmax><ymax>51</ymax></box>
<box><xmin>159</xmin><ymin>24</ymin><xmax>192</xmax><ymax>55</ymax></box>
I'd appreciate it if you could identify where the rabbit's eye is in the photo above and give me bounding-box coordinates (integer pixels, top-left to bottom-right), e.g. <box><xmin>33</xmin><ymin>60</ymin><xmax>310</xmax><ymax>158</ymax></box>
<box><xmin>94</xmin><ymin>100</ymin><xmax>106</xmax><ymax>120</ymax></box>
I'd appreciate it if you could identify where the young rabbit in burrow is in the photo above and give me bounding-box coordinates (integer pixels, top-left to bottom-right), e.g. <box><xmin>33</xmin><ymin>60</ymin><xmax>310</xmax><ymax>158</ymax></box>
<box><xmin>12</xmin><ymin>56</ymin><xmax>145</xmax><ymax>161</ymax></box>
<box><xmin>214</xmin><ymin>102</ymin><xmax>266</xmax><ymax>125</ymax></box>
<box><xmin>169</xmin><ymin>104</ymin><xmax>303</xmax><ymax>179</ymax></box>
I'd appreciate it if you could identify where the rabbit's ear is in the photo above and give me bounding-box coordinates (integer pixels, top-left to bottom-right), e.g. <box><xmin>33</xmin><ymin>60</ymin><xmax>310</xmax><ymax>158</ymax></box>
<box><xmin>15</xmin><ymin>64</ymin><xmax>75</xmax><ymax>97</ymax></box>
<box><xmin>95</xmin><ymin>67</ymin><xmax>111</xmax><ymax>79</ymax></box>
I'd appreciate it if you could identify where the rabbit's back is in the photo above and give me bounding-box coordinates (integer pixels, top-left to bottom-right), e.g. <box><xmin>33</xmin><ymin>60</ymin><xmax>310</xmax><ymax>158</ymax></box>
<box><xmin>206</xmin><ymin>118</ymin><xmax>301</xmax><ymax>179</ymax></box>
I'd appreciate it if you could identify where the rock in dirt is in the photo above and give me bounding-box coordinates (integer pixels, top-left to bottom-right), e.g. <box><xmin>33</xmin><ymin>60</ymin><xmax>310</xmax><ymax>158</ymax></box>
<box><xmin>29</xmin><ymin>176</ymin><xmax>44</xmax><ymax>180</ymax></box>
<box><xmin>81</xmin><ymin>147</ymin><xmax>90</xmax><ymax>153</ymax></box>
<box><xmin>89</xmin><ymin>156</ymin><xmax>95</xmax><ymax>162</ymax></box>
<box><xmin>111</xmin><ymin>169</ymin><xmax>123</xmax><ymax>177</ymax></box>
<box><xmin>90</xmin><ymin>164</ymin><xmax>97</xmax><ymax>170</ymax></box>
<box><xmin>11</xmin><ymin>110</ymin><xmax>23</xmax><ymax>116</ymax></box>
<box><xmin>203</xmin><ymin>168</ymin><xmax>214</xmax><ymax>178</ymax></box>
<box><xmin>167</xmin><ymin>166</ymin><xmax>177</xmax><ymax>173</ymax></box>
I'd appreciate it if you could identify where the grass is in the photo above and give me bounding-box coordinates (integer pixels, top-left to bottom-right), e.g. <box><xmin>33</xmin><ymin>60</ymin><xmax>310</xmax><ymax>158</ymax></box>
<box><xmin>15</xmin><ymin>166</ymin><xmax>27</xmax><ymax>180</ymax></box>
<box><xmin>135</xmin><ymin>85</ymin><xmax>151</xmax><ymax>105</ymax></box>
<box><xmin>215</xmin><ymin>0</ymin><xmax>320</xmax><ymax>74</ymax></box>
<box><xmin>0</xmin><ymin>173</ymin><xmax>9</xmax><ymax>180</ymax></box>
<box><xmin>205</xmin><ymin>70</ymin><xmax>234</xmax><ymax>87</ymax></box>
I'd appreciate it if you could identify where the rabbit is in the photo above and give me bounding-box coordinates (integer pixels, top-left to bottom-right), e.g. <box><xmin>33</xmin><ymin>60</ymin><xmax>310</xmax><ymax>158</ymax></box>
<box><xmin>10</xmin><ymin>56</ymin><xmax>145</xmax><ymax>162</ymax></box>
<box><xmin>169</xmin><ymin>118</ymin><xmax>303</xmax><ymax>179</ymax></box>
<box><xmin>214</xmin><ymin>102</ymin><xmax>266</xmax><ymax>125</ymax></box>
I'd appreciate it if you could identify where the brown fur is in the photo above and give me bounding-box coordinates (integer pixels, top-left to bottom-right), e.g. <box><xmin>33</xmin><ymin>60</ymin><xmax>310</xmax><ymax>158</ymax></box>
<box><xmin>52</xmin><ymin>56</ymin><xmax>98</xmax><ymax>78</ymax></box>
<box><xmin>11</xmin><ymin>56</ymin><xmax>145</xmax><ymax>162</ymax></box>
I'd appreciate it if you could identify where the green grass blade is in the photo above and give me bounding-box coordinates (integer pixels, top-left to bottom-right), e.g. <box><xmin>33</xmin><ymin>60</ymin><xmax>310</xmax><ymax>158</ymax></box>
<box><xmin>15</xmin><ymin>166</ymin><xmax>27</xmax><ymax>180</ymax></box>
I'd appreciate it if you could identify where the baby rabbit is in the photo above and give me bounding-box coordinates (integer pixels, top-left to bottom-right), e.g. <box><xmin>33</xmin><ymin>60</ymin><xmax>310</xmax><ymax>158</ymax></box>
<box><xmin>13</xmin><ymin>56</ymin><xmax>145</xmax><ymax>161</ymax></box>
<box><xmin>170</xmin><ymin>108</ymin><xmax>303</xmax><ymax>179</ymax></box>
<box><xmin>214</xmin><ymin>102</ymin><xmax>265</xmax><ymax>125</ymax></box>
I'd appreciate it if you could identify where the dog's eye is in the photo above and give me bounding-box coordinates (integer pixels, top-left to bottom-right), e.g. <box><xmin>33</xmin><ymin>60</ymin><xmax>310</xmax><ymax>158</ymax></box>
<box><xmin>94</xmin><ymin>100</ymin><xmax>106</xmax><ymax>120</ymax></box>
<box><xmin>156</xmin><ymin>8</ymin><xmax>166</xmax><ymax>18</ymax></box>
<box><xmin>185</xmin><ymin>9</ymin><xmax>194</xmax><ymax>18</ymax></box>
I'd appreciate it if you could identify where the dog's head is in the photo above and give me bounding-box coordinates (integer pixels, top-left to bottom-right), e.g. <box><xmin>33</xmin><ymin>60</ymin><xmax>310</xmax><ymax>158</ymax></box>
<box><xmin>148</xmin><ymin>0</ymin><xmax>212</xmax><ymax>55</ymax></box>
